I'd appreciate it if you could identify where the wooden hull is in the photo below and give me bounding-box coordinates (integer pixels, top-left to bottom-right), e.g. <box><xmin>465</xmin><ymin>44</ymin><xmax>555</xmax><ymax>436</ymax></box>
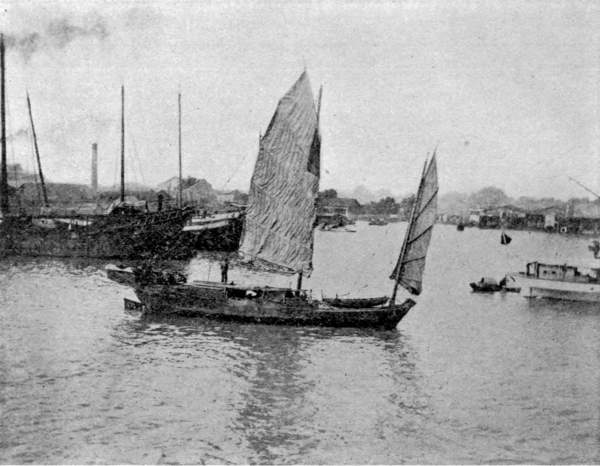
<box><xmin>134</xmin><ymin>283</ymin><xmax>415</xmax><ymax>329</ymax></box>
<box><xmin>0</xmin><ymin>209</ymin><xmax>194</xmax><ymax>260</ymax></box>
<box><xmin>469</xmin><ymin>282</ymin><xmax>502</xmax><ymax>292</ymax></box>
<box><xmin>106</xmin><ymin>265</ymin><xmax>186</xmax><ymax>287</ymax></box>
<box><xmin>323</xmin><ymin>296</ymin><xmax>389</xmax><ymax>308</ymax></box>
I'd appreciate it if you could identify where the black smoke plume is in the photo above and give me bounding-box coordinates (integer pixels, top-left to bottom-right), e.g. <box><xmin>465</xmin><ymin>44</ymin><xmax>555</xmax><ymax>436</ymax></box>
<box><xmin>5</xmin><ymin>14</ymin><xmax>108</xmax><ymax>61</ymax></box>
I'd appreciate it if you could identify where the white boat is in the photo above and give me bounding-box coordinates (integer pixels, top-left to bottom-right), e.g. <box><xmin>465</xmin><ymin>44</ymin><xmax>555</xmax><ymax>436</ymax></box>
<box><xmin>182</xmin><ymin>210</ymin><xmax>242</xmax><ymax>232</ymax></box>
<box><xmin>510</xmin><ymin>261</ymin><xmax>600</xmax><ymax>302</ymax></box>
<box><xmin>180</xmin><ymin>209</ymin><xmax>244</xmax><ymax>251</ymax></box>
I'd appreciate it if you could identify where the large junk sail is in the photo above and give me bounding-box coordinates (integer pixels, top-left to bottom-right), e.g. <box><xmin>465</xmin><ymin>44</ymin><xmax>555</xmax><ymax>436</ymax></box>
<box><xmin>391</xmin><ymin>154</ymin><xmax>438</xmax><ymax>295</ymax></box>
<box><xmin>239</xmin><ymin>71</ymin><xmax>320</xmax><ymax>274</ymax></box>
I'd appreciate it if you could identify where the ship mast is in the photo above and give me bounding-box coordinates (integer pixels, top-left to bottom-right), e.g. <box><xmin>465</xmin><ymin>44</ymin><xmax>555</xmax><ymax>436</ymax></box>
<box><xmin>120</xmin><ymin>85</ymin><xmax>125</xmax><ymax>203</ymax></box>
<box><xmin>297</xmin><ymin>85</ymin><xmax>323</xmax><ymax>291</ymax></box>
<box><xmin>178</xmin><ymin>92</ymin><xmax>182</xmax><ymax>209</ymax></box>
<box><xmin>1</xmin><ymin>34</ymin><xmax>8</xmax><ymax>215</ymax></box>
<box><xmin>26</xmin><ymin>93</ymin><xmax>49</xmax><ymax>207</ymax></box>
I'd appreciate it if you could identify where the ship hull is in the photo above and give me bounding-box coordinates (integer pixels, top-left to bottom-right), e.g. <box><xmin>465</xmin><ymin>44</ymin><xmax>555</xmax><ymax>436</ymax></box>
<box><xmin>134</xmin><ymin>283</ymin><xmax>415</xmax><ymax>329</ymax></box>
<box><xmin>181</xmin><ymin>212</ymin><xmax>244</xmax><ymax>252</ymax></box>
<box><xmin>511</xmin><ymin>274</ymin><xmax>600</xmax><ymax>302</ymax></box>
<box><xmin>0</xmin><ymin>209</ymin><xmax>194</xmax><ymax>260</ymax></box>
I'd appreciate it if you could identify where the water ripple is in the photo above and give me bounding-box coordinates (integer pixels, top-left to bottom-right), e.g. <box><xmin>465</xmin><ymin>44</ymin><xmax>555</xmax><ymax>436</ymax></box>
<box><xmin>1</xmin><ymin>227</ymin><xmax>599</xmax><ymax>463</ymax></box>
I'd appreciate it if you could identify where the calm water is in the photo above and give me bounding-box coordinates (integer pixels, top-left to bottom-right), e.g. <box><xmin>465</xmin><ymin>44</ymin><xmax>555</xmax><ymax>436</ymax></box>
<box><xmin>1</xmin><ymin>223</ymin><xmax>599</xmax><ymax>464</ymax></box>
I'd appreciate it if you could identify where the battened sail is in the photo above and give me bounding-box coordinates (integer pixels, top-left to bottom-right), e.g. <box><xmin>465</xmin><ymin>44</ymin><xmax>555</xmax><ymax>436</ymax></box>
<box><xmin>239</xmin><ymin>71</ymin><xmax>321</xmax><ymax>274</ymax></box>
<box><xmin>391</xmin><ymin>154</ymin><xmax>438</xmax><ymax>296</ymax></box>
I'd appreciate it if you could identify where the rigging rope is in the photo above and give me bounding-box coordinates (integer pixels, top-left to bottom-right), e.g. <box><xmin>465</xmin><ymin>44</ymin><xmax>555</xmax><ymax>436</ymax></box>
<box><xmin>221</xmin><ymin>148</ymin><xmax>251</xmax><ymax>191</ymax></box>
<box><xmin>28</xmin><ymin>126</ymin><xmax>41</xmax><ymax>206</ymax></box>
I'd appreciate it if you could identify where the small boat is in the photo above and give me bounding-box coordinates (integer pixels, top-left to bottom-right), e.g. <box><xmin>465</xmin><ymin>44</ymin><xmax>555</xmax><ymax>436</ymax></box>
<box><xmin>133</xmin><ymin>71</ymin><xmax>439</xmax><ymax>329</ymax></box>
<box><xmin>499</xmin><ymin>274</ymin><xmax>521</xmax><ymax>292</ymax></box>
<box><xmin>106</xmin><ymin>263</ymin><xmax>186</xmax><ymax>286</ymax></box>
<box><xmin>470</xmin><ymin>277</ymin><xmax>502</xmax><ymax>292</ymax></box>
<box><xmin>181</xmin><ymin>209</ymin><xmax>244</xmax><ymax>251</ymax></box>
<box><xmin>457</xmin><ymin>223</ymin><xmax>465</xmax><ymax>231</ymax></box>
<box><xmin>322</xmin><ymin>296</ymin><xmax>389</xmax><ymax>308</ymax></box>
<box><xmin>320</xmin><ymin>224</ymin><xmax>356</xmax><ymax>232</ymax></box>
<box><xmin>124</xmin><ymin>297</ymin><xmax>145</xmax><ymax>312</ymax></box>
<box><xmin>368</xmin><ymin>218</ymin><xmax>388</xmax><ymax>226</ymax></box>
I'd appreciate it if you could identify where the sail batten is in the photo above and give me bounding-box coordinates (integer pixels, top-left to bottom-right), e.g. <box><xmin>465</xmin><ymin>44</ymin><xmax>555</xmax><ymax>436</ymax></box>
<box><xmin>401</xmin><ymin>255</ymin><xmax>428</xmax><ymax>265</ymax></box>
<box><xmin>391</xmin><ymin>154</ymin><xmax>438</xmax><ymax>296</ymax></box>
<box><xmin>239</xmin><ymin>72</ymin><xmax>320</xmax><ymax>274</ymax></box>
<box><xmin>404</xmin><ymin>223</ymin><xmax>434</xmax><ymax>247</ymax></box>
<box><xmin>414</xmin><ymin>188</ymin><xmax>438</xmax><ymax>220</ymax></box>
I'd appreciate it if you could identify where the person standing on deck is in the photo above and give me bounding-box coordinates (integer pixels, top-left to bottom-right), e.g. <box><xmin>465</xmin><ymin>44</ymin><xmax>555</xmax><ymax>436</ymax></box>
<box><xmin>220</xmin><ymin>257</ymin><xmax>229</xmax><ymax>283</ymax></box>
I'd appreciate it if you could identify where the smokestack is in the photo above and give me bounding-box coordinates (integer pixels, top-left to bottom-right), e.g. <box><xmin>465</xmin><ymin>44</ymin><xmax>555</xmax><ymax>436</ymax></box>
<box><xmin>91</xmin><ymin>142</ymin><xmax>98</xmax><ymax>197</ymax></box>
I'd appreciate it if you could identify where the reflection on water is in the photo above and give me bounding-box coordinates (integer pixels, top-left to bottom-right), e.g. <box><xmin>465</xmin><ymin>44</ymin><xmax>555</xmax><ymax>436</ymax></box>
<box><xmin>1</xmin><ymin>225</ymin><xmax>599</xmax><ymax>463</ymax></box>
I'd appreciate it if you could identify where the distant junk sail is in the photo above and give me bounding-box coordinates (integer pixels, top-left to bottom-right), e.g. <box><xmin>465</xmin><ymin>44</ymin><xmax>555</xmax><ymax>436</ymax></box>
<box><xmin>239</xmin><ymin>71</ymin><xmax>321</xmax><ymax>275</ymax></box>
<box><xmin>500</xmin><ymin>232</ymin><xmax>512</xmax><ymax>245</ymax></box>
<box><xmin>390</xmin><ymin>153</ymin><xmax>438</xmax><ymax>297</ymax></box>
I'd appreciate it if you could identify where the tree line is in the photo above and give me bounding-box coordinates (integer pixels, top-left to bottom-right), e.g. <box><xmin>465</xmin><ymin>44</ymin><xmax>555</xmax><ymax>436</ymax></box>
<box><xmin>318</xmin><ymin>189</ymin><xmax>416</xmax><ymax>217</ymax></box>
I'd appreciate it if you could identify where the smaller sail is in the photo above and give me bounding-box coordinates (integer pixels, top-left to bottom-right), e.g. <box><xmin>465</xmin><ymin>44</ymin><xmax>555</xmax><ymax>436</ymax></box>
<box><xmin>500</xmin><ymin>232</ymin><xmax>512</xmax><ymax>245</ymax></box>
<box><xmin>391</xmin><ymin>154</ymin><xmax>438</xmax><ymax>295</ymax></box>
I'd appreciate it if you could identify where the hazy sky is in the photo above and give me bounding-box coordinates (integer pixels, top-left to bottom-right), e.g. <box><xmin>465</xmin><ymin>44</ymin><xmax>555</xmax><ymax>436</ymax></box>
<box><xmin>2</xmin><ymin>0</ymin><xmax>599</xmax><ymax>199</ymax></box>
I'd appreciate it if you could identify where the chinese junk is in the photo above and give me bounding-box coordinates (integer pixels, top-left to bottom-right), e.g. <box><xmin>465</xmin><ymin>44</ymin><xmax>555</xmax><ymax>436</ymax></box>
<box><xmin>0</xmin><ymin>34</ymin><xmax>193</xmax><ymax>259</ymax></box>
<box><xmin>133</xmin><ymin>71</ymin><xmax>438</xmax><ymax>329</ymax></box>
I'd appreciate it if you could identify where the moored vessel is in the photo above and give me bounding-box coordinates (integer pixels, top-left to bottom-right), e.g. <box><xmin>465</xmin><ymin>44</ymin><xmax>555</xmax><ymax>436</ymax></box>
<box><xmin>510</xmin><ymin>261</ymin><xmax>600</xmax><ymax>302</ymax></box>
<box><xmin>470</xmin><ymin>277</ymin><xmax>502</xmax><ymax>292</ymax></box>
<box><xmin>322</xmin><ymin>295</ymin><xmax>389</xmax><ymax>308</ymax></box>
<box><xmin>368</xmin><ymin>217</ymin><xmax>388</xmax><ymax>226</ymax></box>
<box><xmin>0</xmin><ymin>35</ymin><xmax>193</xmax><ymax>260</ymax></box>
<box><xmin>181</xmin><ymin>209</ymin><xmax>244</xmax><ymax>251</ymax></box>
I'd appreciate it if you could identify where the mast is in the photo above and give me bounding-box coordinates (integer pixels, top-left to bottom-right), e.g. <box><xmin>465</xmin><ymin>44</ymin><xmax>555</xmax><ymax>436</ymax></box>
<box><xmin>120</xmin><ymin>85</ymin><xmax>125</xmax><ymax>203</ymax></box>
<box><xmin>26</xmin><ymin>92</ymin><xmax>48</xmax><ymax>207</ymax></box>
<box><xmin>178</xmin><ymin>92</ymin><xmax>182</xmax><ymax>208</ymax></box>
<box><xmin>390</xmin><ymin>159</ymin><xmax>428</xmax><ymax>304</ymax></box>
<box><xmin>1</xmin><ymin>34</ymin><xmax>8</xmax><ymax>215</ymax></box>
<box><xmin>295</xmin><ymin>85</ymin><xmax>322</xmax><ymax>292</ymax></box>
